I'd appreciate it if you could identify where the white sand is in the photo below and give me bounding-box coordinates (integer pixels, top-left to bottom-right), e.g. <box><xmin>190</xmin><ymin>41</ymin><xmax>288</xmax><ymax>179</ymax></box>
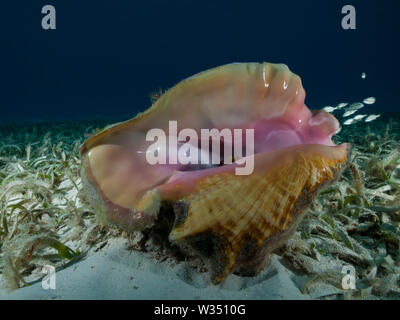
<box><xmin>0</xmin><ymin>238</ymin><xmax>310</xmax><ymax>300</ymax></box>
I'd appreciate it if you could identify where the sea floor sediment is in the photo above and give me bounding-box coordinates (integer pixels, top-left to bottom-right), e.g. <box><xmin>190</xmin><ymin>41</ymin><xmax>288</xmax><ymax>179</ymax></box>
<box><xmin>0</xmin><ymin>113</ymin><xmax>399</xmax><ymax>299</ymax></box>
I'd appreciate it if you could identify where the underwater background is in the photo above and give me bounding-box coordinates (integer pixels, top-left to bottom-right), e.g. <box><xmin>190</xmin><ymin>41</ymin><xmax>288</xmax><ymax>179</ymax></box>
<box><xmin>0</xmin><ymin>0</ymin><xmax>400</xmax><ymax>300</ymax></box>
<box><xmin>2</xmin><ymin>0</ymin><xmax>400</xmax><ymax>122</ymax></box>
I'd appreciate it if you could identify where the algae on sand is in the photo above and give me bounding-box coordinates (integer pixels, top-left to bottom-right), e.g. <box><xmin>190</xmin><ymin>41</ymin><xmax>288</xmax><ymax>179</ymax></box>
<box><xmin>0</xmin><ymin>121</ymin><xmax>117</xmax><ymax>292</ymax></box>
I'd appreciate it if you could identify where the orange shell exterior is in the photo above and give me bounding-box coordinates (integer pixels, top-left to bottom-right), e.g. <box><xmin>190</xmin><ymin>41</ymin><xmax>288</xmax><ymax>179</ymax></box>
<box><xmin>158</xmin><ymin>144</ymin><xmax>349</xmax><ymax>283</ymax></box>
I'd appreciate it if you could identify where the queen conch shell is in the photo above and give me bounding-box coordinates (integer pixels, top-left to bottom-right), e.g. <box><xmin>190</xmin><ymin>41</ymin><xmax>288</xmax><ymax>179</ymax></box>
<box><xmin>80</xmin><ymin>62</ymin><xmax>350</xmax><ymax>284</ymax></box>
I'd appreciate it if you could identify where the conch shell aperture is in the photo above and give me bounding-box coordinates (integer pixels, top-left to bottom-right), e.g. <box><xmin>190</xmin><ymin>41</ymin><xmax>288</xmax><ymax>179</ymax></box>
<box><xmin>80</xmin><ymin>62</ymin><xmax>350</xmax><ymax>284</ymax></box>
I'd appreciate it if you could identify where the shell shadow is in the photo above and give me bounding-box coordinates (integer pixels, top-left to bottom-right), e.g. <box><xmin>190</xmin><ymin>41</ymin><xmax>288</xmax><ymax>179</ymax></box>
<box><xmin>174</xmin><ymin>256</ymin><xmax>279</xmax><ymax>290</ymax></box>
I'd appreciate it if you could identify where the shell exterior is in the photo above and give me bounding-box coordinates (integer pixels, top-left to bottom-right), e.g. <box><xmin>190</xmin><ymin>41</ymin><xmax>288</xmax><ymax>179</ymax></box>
<box><xmin>80</xmin><ymin>62</ymin><xmax>350</xmax><ymax>283</ymax></box>
<box><xmin>158</xmin><ymin>144</ymin><xmax>349</xmax><ymax>282</ymax></box>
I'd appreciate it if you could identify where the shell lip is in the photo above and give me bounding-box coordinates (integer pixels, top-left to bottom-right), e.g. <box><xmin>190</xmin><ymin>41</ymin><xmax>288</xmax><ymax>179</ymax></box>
<box><xmin>157</xmin><ymin>142</ymin><xmax>351</xmax><ymax>197</ymax></box>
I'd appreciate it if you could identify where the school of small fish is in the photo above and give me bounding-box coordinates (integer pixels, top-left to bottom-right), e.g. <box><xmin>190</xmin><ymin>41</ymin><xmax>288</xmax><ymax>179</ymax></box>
<box><xmin>322</xmin><ymin>96</ymin><xmax>380</xmax><ymax>126</ymax></box>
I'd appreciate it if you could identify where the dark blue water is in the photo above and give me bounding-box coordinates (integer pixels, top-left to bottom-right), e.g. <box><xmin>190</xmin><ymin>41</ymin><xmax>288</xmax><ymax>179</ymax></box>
<box><xmin>2</xmin><ymin>0</ymin><xmax>399</xmax><ymax>122</ymax></box>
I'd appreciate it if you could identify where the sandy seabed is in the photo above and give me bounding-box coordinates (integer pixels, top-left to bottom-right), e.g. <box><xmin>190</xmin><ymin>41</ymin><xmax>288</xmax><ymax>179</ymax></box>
<box><xmin>0</xmin><ymin>114</ymin><xmax>399</xmax><ymax>300</ymax></box>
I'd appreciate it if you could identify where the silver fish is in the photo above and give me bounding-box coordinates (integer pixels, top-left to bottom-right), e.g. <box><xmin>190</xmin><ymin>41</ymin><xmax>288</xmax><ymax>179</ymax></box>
<box><xmin>353</xmin><ymin>114</ymin><xmax>367</xmax><ymax>120</ymax></box>
<box><xmin>347</xmin><ymin>102</ymin><xmax>364</xmax><ymax>111</ymax></box>
<box><xmin>365</xmin><ymin>114</ymin><xmax>381</xmax><ymax>122</ymax></box>
<box><xmin>344</xmin><ymin>114</ymin><xmax>367</xmax><ymax>125</ymax></box>
<box><xmin>343</xmin><ymin>102</ymin><xmax>364</xmax><ymax>117</ymax></box>
<box><xmin>336</xmin><ymin>103</ymin><xmax>348</xmax><ymax>109</ymax></box>
<box><xmin>363</xmin><ymin>97</ymin><xmax>376</xmax><ymax>105</ymax></box>
<box><xmin>323</xmin><ymin>106</ymin><xmax>336</xmax><ymax>113</ymax></box>
<box><xmin>343</xmin><ymin>110</ymin><xmax>358</xmax><ymax>117</ymax></box>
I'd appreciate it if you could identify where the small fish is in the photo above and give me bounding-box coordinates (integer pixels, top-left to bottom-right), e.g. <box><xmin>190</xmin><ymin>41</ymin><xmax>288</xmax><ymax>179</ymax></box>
<box><xmin>353</xmin><ymin>114</ymin><xmax>367</xmax><ymax>121</ymax></box>
<box><xmin>365</xmin><ymin>114</ymin><xmax>381</xmax><ymax>122</ymax></box>
<box><xmin>343</xmin><ymin>114</ymin><xmax>367</xmax><ymax>125</ymax></box>
<box><xmin>336</xmin><ymin>103</ymin><xmax>348</xmax><ymax>109</ymax></box>
<box><xmin>343</xmin><ymin>102</ymin><xmax>364</xmax><ymax>117</ymax></box>
<box><xmin>347</xmin><ymin>102</ymin><xmax>364</xmax><ymax>111</ymax></box>
<box><xmin>361</xmin><ymin>72</ymin><xmax>366</xmax><ymax>79</ymax></box>
<box><xmin>343</xmin><ymin>110</ymin><xmax>358</xmax><ymax>117</ymax></box>
<box><xmin>363</xmin><ymin>97</ymin><xmax>376</xmax><ymax>105</ymax></box>
<box><xmin>323</xmin><ymin>106</ymin><xmax>336</xmax><ymax>113</ymax></box>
